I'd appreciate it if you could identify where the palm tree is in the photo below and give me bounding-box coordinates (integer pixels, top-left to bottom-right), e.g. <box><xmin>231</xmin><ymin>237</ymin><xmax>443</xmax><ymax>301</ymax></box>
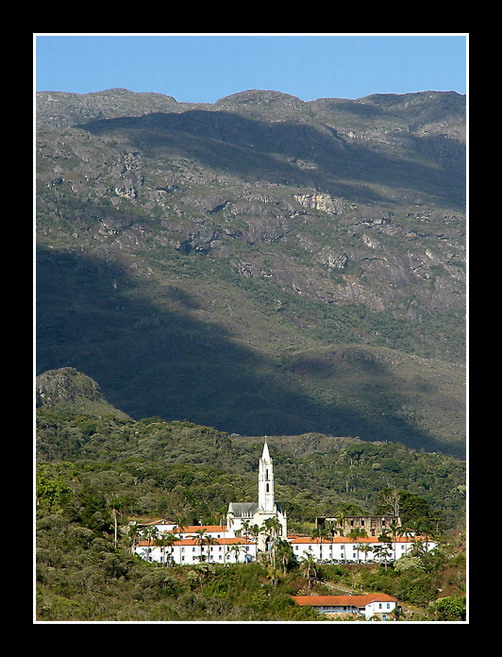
<box><xmin>335</xmin><ymin>510</ymin><xmax>347</xmax><ymax>536</ymax></box>
<box><xmin>263</xmin><ymin>517</ymin><xmax>282</xmax><ymax>569</ymax></box>
<box><xmin>347</xmin><ymin>527</ymin><xmax>367</xmax><ymax>563</ymax></box>
<box><xmin>373</xmin><ymin>540</ymin><xmax>392</xmax><ymax>568</ymax></box>
<box><xmin>250</xmin><ymin>524</ymin><xmax>261</xmax><ymax>546</ymax></box>
<box><xmin>276</xmin><ymin>539</ymin><xmax>295</xmax><ymax>575</ymax></box>
<box><xmin>157</xmin><ymin>532</ymin><xmax>177</xmax><ymax>566</ymax></box>
<box><xmin>193</xmin><ymin>528</ymin><xmax>208</xmax><ymax>562</ymax></box>
<box><xmin>240</xmin><ymin>520</ymin><xmax>251</xmax><ymax>540</ymax></box>
<box><xmin>388</xmin><ymin>519</ymin><xmax>402</xmax><ymax>561</ymax></box>
<box><xmin>127</xmin><ymin>521</ymin><xmax>141</xmax><ymax>554</ymax></box>
<box><xmin>300</xmin><ymin>553</ymin><xmax>319</xmax><ymax>589</ymax></box>
<box><xmin>230</xmin><ymin>543</ymin><xmax>245</xmax><ymax>563</ymax></box>
<box><xmin>107</xmin><ymin>495</ymin><xmax>124</xmax><ymax>548</ymax></box>
<box><xmin>310</xmin><ymin>524</ymin><xmax>329</xmax><ymax>562</ymax></box>
<box><xmin>141</xmin><ymin>525</ymin><xmax>159</xmax><ymax>562</ymax></box>
<box><xmin>174</xmin><ymin>516</ymin><xmax>186</xmax><ymax>540</ymax></box>
<box><xmin>205</xmin><ymin>535</ymin><xmax>217</xmax><ymax>562</ymax></box>
<box><xmin>359</xmin><ymin>542</ymin><xmax>372</xmax><ymax>564</ymax></box>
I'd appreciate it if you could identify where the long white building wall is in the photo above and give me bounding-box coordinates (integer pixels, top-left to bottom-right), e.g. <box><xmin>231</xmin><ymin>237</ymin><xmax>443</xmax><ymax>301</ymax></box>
<box><xmin>133</xmin><ymin>523</ymin><xmax>436</xmax><ymax>566</ymax></box>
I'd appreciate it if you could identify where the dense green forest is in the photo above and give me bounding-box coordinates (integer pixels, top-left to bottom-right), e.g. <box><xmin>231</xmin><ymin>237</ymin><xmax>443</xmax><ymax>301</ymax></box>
<box><xmin>36</xmin><ymin>406</ymin><xmax>466</xmax><ymax>621</ymax></box>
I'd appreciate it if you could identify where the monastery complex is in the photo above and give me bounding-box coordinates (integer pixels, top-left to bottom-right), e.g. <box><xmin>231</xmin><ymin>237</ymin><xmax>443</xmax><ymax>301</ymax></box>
<box><xmin>133</xmin><ymin>440</ymin><xmax>436</xmax><ymax>567</ymax></box>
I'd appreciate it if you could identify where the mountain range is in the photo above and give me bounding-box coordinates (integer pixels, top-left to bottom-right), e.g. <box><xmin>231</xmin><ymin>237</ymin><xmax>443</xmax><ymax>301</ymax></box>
<box><xmin>36</xmin><ymin>88</ymin><xmax>466</xmax><ymax>456</ymax></box>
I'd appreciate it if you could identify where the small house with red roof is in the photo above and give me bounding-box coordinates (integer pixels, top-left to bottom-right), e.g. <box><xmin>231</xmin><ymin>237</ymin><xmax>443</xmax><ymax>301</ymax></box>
<box><xmin>291</xmin><ymin>594</ymin><xmax>400</xmax><ymax>621</ymax></box>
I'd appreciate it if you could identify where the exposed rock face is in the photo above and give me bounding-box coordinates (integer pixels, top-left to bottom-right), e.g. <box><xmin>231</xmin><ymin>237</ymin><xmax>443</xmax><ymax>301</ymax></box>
<box><xmin>36</xmin><ymin>89</ymin><xmax>466</xmax><ymax>452</ymax></box>
<box><xmin>36</xmin><ymin>367</ymin><xmax>130</xmax><ymax>419</ymax></box>
<box><xmin>293</xmin><ymin>193</ymin><xmax>343</xmax><ymax>214</ymax></box>
<box><xmin>36</xmin><ymin>367</ymin><xmax>105</xmax><ymax>407</ymax></box>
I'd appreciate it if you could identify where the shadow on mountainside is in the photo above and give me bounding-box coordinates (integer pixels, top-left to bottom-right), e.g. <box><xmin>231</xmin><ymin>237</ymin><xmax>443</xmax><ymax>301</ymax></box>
<box><xmin>78</xmin><ymin>110</ymin><xmax>465</xmax><ymax>211</ymax></box>
<box><xmin>36</xmin><ymin>246</ymin><xmax>462</xmax><ymax>456</ymax></box>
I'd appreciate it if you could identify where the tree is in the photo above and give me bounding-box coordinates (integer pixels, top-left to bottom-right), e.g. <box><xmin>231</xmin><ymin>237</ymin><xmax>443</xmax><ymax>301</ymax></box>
<box><xmin>174</xmin><ymin>516</ymin><xmax>186</xmax><ymax>540</ymax></box>
<box><xmin>388</xmin><ymin>519</ymin><xmax>402</xmax><ymax>562</ymax></box>
<box><xmin>127</xmin><ymin>521</ymin><xmax>141</xmax><ymax>554</ymax></box>
<box><xmin>431</xmin><ymin>595</ymin><xmax>466</xmax><ymax>621</ymax></box>
<box><xmin>193</xmin><ymin>528</ymin><xmax>212</xmax><ymax>563</ymax></box>
<box><xmin>106</xmin><ymin>495</ymin><xmax>124</xmax><ymax>549</ymax></box>
<box><xmin>358</xmin><ymin>543</ymin><xmax>372</xmax><ymax>564</ymax></box>
<box><xmin>141</xmin><ymin>525</ymin><xmax>159</xmax><ymax>561</ymax></box>
<box><xmin>229</xmin><ymin>543</ymin><xmax>245</xmax><ymax>563</ymax></box>
<box><xmin>347</xmin><ymin>527</ymin><xmax>367</xmax><ymax>563</ymax></box>
<box><xmin>376</xmin><ymin>487</ymin><xmax>401</xmax><ymax>517</ymax></box>
<box><xmin>240</xmin><ymin>520</ymin><xmax>251</xmax><ymax>539</ymax></box>
<box><xmin>263</xmin><ymin>517</ymin><xmax>282</xmax><ymax>570</ymax></box>
<box><xmin>335</xmin><ymin>510</ymin><xmax>347</xmax><ymax>536</ymax></box>
<box><xmin>36</xmin><ymin>462</ymin><xmax>73</xmax><ymax>511</ymax></box>
<box><xmin>300</xmin><ymin>553</ymin><xmax>319</xmax><ymax>589</ymax></box>
<box><xmin>276</xmin><ymin>539</ymin><xmax>295</xmax><ymax>575</ymax></box>
<box><xmin>157</xmin><ymin>532</ymin><xmax>177</xmax><ymax>566</ymax></box>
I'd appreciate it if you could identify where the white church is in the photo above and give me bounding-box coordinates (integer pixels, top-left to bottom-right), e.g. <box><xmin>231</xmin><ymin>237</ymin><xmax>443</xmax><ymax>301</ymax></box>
<box><xmin>226</xmin><ymin>439</ymin><xmax>288</xmax><ymax>551</ymax></box>
<box><xmin>133</xmin><ymin>440</ymin><xmax>436</xmax><ymax>566</ymax></box>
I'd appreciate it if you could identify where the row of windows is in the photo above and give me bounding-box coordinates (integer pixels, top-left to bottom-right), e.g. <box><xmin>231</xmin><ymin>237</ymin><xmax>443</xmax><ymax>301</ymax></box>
<box><xmin>319</xmin><ymin>602</ymin><xmax>392</xmax><ymax>612</ymax></box>
<box><xmin>294</xmin><ymin>544</ymin><xmax>407</xmax><ymax>551</ymax></box>
<box><xmin>177</xmin><ymin>546</ymin><xmax>251</xmax><ymax>552</ymax></box>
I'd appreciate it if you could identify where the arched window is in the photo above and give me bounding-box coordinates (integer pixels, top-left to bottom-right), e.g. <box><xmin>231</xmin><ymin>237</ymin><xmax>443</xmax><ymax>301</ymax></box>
<box><xmin>266</xmin><ymin>483</ymin><xmax>270</xmax><ymax>492</ymax></box>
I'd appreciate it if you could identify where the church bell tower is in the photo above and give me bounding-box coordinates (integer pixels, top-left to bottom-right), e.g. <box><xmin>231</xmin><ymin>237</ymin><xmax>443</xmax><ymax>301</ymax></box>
<box><xmin>258</xmin><ymin>439</ymin><xmax>275</xmax><ymax>512</ymax></box>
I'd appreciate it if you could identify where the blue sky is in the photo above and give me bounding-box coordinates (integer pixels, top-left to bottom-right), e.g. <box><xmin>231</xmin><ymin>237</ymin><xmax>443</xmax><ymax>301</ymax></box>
<box><xmin>35</xmin><ymin>33</ymin><xmax>467</xmax><ymax>103</ymax></box>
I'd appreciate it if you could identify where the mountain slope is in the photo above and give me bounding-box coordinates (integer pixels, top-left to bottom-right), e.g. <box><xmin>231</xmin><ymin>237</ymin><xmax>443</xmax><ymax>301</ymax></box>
<box><xmin>36</xmin><ymin>88</ymin><xmax>466</xmax><ymax>455</ymax></box>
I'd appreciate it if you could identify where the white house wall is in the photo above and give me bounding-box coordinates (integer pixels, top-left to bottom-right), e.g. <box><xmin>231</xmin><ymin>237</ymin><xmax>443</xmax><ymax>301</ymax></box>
<box><xmin>364</xmin><ymin>600</ymin><xmax>397</xmax><ymax>620</ymax></box>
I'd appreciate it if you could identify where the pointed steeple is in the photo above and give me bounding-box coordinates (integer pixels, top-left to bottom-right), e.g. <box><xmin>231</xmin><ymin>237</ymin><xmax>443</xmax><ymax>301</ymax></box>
<box><xmin>258</xmin><ymin>438</ymin><xmax>274</xmax><ymax>511</ymax></box>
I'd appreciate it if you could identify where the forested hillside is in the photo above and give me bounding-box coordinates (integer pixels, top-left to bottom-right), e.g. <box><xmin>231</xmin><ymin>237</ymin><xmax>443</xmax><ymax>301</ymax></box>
<box><xmin>36</xmin><ymin>369</ymin><xmax>466</xmax><ymax>621</ymax></box>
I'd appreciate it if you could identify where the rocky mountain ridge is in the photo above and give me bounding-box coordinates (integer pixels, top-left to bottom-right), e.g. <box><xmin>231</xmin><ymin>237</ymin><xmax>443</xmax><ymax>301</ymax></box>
<box><xmin>36</xmin><ymin>88</ymin><xmax>466</xmax><ymax>455</ymax></box>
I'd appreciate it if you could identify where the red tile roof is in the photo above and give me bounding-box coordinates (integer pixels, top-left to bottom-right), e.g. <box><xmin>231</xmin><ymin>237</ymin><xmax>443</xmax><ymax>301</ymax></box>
<box><xmin>168</xmin><ymin>525</ymin><xmax>228</xmax><ymax>533</ymax></box>
<box><xmin>292</xmin><ymin>594</ymin><xmax>398</xmax><ymax>607</ymax></box>
<box><xmin>137</xmin><ymin>537</ymin><xmax>255</xmax><ymax>547</ymax></box>
<box><xmin>290</xmin><ymin>535</ymin><xmax>424</xmax><ymax>544</ymax></box>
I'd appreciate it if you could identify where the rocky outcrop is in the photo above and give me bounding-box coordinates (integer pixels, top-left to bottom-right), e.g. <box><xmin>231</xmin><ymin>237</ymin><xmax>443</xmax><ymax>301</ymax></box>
<box><xmin>293</xmin><ymin>193</ymin><xmax>343</xmax><ymax>214</ymax></box>
<box><xmin>36</xmin><ymin>367</ymin><xmax>130</xmax><ymax>418</ymax></box>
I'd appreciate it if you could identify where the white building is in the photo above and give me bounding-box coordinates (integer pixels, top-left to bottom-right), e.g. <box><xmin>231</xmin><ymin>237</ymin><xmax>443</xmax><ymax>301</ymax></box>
<box><xmin>289</xmin><ymin>535</ymin><xmax>437</xmax><ymax>564</ymax></box>
<box><xmin>135</xmin><ymin>534</ymin><xmax>257</xmax><ymax>565</ymax></box>
<box><xmin>291</xmin><ymin>594</ymin><xmax>400</xmax><ymax>621</ymax></box>
<box><xmin>132</xmin><ymin>439</ymin><xmax>436</xmax><ymax>566</ymax></box>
